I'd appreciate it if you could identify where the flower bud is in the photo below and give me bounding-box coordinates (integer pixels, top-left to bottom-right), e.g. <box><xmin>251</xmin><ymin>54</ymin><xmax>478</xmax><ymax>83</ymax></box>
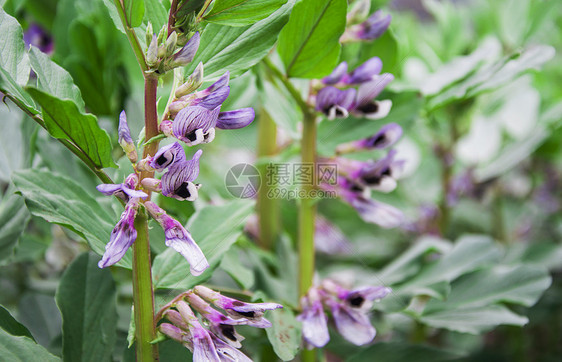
<box><xmin>146</xmin><ymin>35</ymin><xmax>158</xmax><ymax>67</ymax></box>
<box><xmin>175</xmin><ymin>62</ymin><xmax>204</xmax><ymax>98</ymax></box>
<box><xmin>165</xmin><ymin>31</ymin><xmax>178</xmax><ymax>57</ymax></box>
<box><xmin>141</xmin><ymin>178</ymin><xmax>162</xmax><ymax>193</ymax></box>
<box><xmin>145</xmin><ymin>22</ymin><xmax>153</xmax><ymax>47</ymax></box>
<box><xmin>118</xmin><ymin>111</ymin><xmax>138</xmax><ymax>163</ymax></box>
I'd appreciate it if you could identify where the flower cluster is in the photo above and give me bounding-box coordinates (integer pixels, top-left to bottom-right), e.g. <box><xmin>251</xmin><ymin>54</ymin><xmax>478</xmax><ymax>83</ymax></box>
<box><xmin>158</xmin><ymin>286</ymin><xmax>282</xmax><ymax>361</ymax></box>
<box><xmin>314</xmin><ymin>57</ymin><xmax>394</xmax><ymax>120</ymax></box>
<box><xmin>146</xmin><ymin>27</ymin><xmax>201</xmax><ymax>74</ymax></box>
<box><xmin>298</xmin><ymin>280</ymin><xmax>391</xmax><ymax>348</ymax></box>
<box><xmin>319</xmin><ymin>122</ymin><xmax>405</xmax><ymax>228</ymax></box>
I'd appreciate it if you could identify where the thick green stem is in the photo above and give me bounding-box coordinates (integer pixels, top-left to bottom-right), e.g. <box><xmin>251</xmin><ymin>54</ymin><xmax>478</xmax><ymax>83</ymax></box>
<box><xmin>132</xmin><ymin>211</ymin><xmax>157</xmax><ymax>362</ymax></box>
<box><xmin>256</xmin><ymin>108</ymin><xmax>279</xmax><ymax>250</ymax></box>
<box><xmin>299</xmin><ymin>111</ymin><xmax>317</xmax><ymax>298</ymax></box>
<box><xmin>112</xmin><ymin>0</ymin><xmax>148</xmax><ymax>72</ymax></box>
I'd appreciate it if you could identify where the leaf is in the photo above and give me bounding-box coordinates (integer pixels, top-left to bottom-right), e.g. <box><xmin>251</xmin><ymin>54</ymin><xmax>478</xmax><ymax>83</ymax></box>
<box><xmin>184</xmin><ymin>0</ymin><xmax>295</xmax><ymax>80</ymax></box>
<box><xmin>56</xmin><ymin>252</ymin><xmax>117</xmax><ymax>362</ymax></box>
<box><xmin>265</xmin><ymin>307</ymin><xmax>301</xmax><ymax>361</ymax></box>
<box><xmin>220</xmin><ymin>247</ymin><xmax>255</xmax><ymax>289</ymax></box>
<box><xmin>0</xmin><ymin>9</ymin><xmax>35</xmax><ymax>111</ymax></box>
<box><xmin>0</xmin><ymin>328</ymin><xmax>60</xmax><ymax>362</ymax></box>
<box><xmin>123</xmin><ymin>0</ymin><xmax>145</xmax><ymax>28</ymax></box>
<box><xmin>424</xmin><ymin>265</ymin><xmax>551</xmax><ymax>313</ymax></box>
<box><xmin>419</xmin><ymin>305</ymin><xmax>528</xmax><ymax>334</ymax></box>
<box><xmin>277</xmin><ymin>0</ymin><xmax>347</xmax><ymax>78</ymax></box>
<box><xmin>152</xmin><ymin>200</ymin><xmax>254</xmax><ymax>289</ymax></box>
<box><xmin>204</xmin><ymin>0</ymin><xmax>287</xmax><ymax>27</ymax></box>
<box><xmin>0</xmin><ymin>305</ymin><xmax>34</xmax><ymax>340</ymax></box>
<box><xmin>348</xmin><ymin>342</ymin><xmax>464</xmax><ymax>362</ymax></box>
<box><xmin>144</xmin><ymin>0</ymin><xmax>168</xmax><ymax>30</ymax></box>
<box><xmin>26</xmin><ymin>87</ymin><xmax>116</xmax><ymax>169</ymax></box>
<box><xmin>258</xmin><ymin>76</ymin><xmax>301</xmax><ymax>139</ymax></box>
<box><xmin>28</xmin><ymin>47</ymin><xmax>86</xmax><ymax>112</ymax></box>
<box><xmin>17</xmin><ymin>293</ymin><xmax>62</xmax><ymax>348</ymax></box>
<box><xmin>357</xmin><ymin>29</ymin><xmax>398</xmax><ymax>73</ymax></box>
<box><xmin>12</xmin><ymin>169</ymin><xmax>132</xmax><ymax>269</ymax></box>
<box><xmin>0</xmin><ymin>104</ymin><xmax>26</xmax><ymax>182</ymax></box>
<box><xmin>400</xmin><ymin>235</ymin><xmax>501</xmax><ymax>289</ymax></box>
<box><xmin>0</xmin><ymin>194</ymin><xmax>30</xmax><ymax>264</ymax></box>
<box><xmin>0</xmin><ymin>8</ymin><xmax>30</xmax><ymax>86</ymax></box>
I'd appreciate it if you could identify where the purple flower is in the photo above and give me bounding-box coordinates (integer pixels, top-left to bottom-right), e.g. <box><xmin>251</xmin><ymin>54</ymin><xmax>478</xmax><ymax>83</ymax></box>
<box><xmin>186</xmin><ymin>293</ymin><xmax>248</xmax><ymax>348</ymax></box>
<box><xmin>351</xmin><ymin>74</ymin><xmax>394</xmax><ymax>119</ymax></box>
<box><xmin>194</xmin><ymin>285</ymin><xmax>282</xmax><ymax>326</ymax></box>
<box><xmin>355</xmin><ymin>10</ymin><xmax>392</xmax><ymax>41</ymax></box>
<box><xmin>118</xmin><ymin>111</ymin><xmax>138</xmax><ymax>163</ymax></box>
<box><xmin>98</xmin><ymin>198</ymin><xmax>140</xmax><ymax>268</ymax></box>
<box><xmin>322</xmin><ymin>61</ymin><xmax>348</xmax><ymax>85</ymax></box>
<box><xmin>209</xmin><ymin>334</ymin><xmax>252</xmax><ymax>362</ymax></box>
<box><xmin>315</xmin><ymin>86</ymin><xmax>356</xmax><ymax>120</ymax></box>
<box><xmin>169</xmin><ymin>72</ymin><xmax>230</xmax><ymax>116</ymax></box>
<box><xmin>315</xmin><ymin>216</ymin><xmax>352</xmax><ymax>255</ymax></box>
<box><xmin>159</xmin><ymin>322</ymin><xmax>189</xmax><ymax>343</ymax></box>
<box><xmin>336</xmin><ymin>123</ymin><xmax>403</xmax><ymax>154</ymax></box>
<box><xmin>356</xmin><ymin>150</ymin><xmax>405</xmax><ymax>192</ymax></box>
<box><xmin>216</xmin><ymin>108</ymin><xmax>255</xmax><ymax>129</ymax></box>
<box><xmin>175</xmin><ymin>62</ymin><xmax>205</xmax><ymax>98</ymax></box>
<box><xmin>326</xmin><ymin>298</ymin><xmax>376</xmax><ymax>346</ymax></box>
<box><xmin>23</xmin><ymin>24</ymin><xmax>53</xmax><ymax>54</ymax></box>
<box><xmin>96</xmin><ymin>173</ymin><xmax>148</xmax><ymax>201</ymax></box>
<box><xmin>344</xmin><ymin>193</ymin><xmax>403</xmax><ymax>228</ymax></box>
<box><xmin>170</xmin><ymin>32</ymin><xmax>200</xmax><ymax>68</ymax></box>
<box><xmin>297</xmin><ymin>288</ymin><xmax>330</xmax><ymax>348</ymax></box>
<box><xmin>348</xmin><ymin>57</ymin><xmax>383</xmax><ymax>84</ymax></box>
<box><xmin>145</xmin><ymin>202</ymin><xmax>209</xmax><ymax>276</ymax></box>
<box><xmin>149</xmin><ymin>142</ymin><xmax>186</xmax><ymax>171</ymax></box>
<box><xmin>161</xmin><ymin>150</ymin><xmax>202</xmax><ymax>201</ymax></box>
<box><xmin>176</xmin><ymin>301</ymin><xmax>222</xmax><ymax>361</ymax></box>
<box><xmin>322</xmin><ymin>280</ymin><xmax>392</xmax><ymax>311</ymax></box>
<box><xmin>172</xmin><ymin>106</ymin><xmax>220</xmax><ymax>146</ymax></box>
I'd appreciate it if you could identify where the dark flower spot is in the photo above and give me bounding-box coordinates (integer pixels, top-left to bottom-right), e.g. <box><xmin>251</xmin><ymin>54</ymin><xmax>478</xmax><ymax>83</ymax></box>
<box><xmin>237</xmin><ymin>311</ymin><xmax>255</xmax><ymax>318</ymax></box>
<box><xmin>156</xmin><ymin>154</ymin><xmax>169</xmax><ymax>166</ymax></box>
<box><xmin>175</xmin><ymin>182</ymin><xmax>191</xmax><ymax>199</ymax></box>
<box><xmin>357</xmin><ymin>102</ymin><xmax>379</xmax><ymax>114</ymax></box>
<box><xmin>382</xmin><ymin>167</ymin><xmax>391</xmax><ymax>177</ymax></box>
<box><xmin>220</xmin><ymin>325</ymin><xmax>237</xmax><ymax>341</ymax></box>
<box><xmin>363</xmin><ymin>174</ymin><xmax>381</xmax><ymax>186</ymax></box>
<box><xmin>232</xmin><ymin>301</ymin><xmax>245</xmax><ymax>307</ymax></box>
<box><xmin>369</xmin><ymin>134</ymin><xmax>387</xmax><ymax>148</ymax></box>
<box><xmin>348</xmin><ymin>296</ymin><xmax>365</xmax><ymax>307</ymax></box>
<box><xmin>185</xmin><ymin>130</ymin><xmax>198</xmax><ymax>142</ymax></box>
<box><xmin>349</xmin><ymin>182</ymin><xmax>365</xmax><ymax>193</ymax></box>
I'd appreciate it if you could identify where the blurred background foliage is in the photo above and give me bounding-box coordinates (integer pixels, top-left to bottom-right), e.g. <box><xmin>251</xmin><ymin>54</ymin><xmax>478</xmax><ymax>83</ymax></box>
<box><xmin>0</xmin><ymin>0</ymin><xmax>561</xmax><ymax>361</ymax></box>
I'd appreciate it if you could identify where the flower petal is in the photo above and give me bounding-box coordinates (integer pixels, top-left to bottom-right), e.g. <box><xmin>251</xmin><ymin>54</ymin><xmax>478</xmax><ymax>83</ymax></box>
<box><xmin>348</xmin><ymin>57</ymin><xmax>383</xmax><ymax>84</ymax></box>
<box><xmin>149</xmin><ymin>142</ymin><xmax>187</xmax><ymax>171</ymax></box>
<box><xmin>329</xmin><ymin>301</ymin><xmax>376</xmax><ymax>346</ymax></box>
<box><xmin>216</xmin><ymin>108</ymin><xmax>255</xmax><ymax>129</ymax></box>
<box><xmin>98</xmin><ymin>201</ymin><xmax>138</xmax><ymax>268</ymax></box>
<box><xmin>323</xmin><ymin>61</ymin><xmax>348</xmax><ymax>85</ymax></box>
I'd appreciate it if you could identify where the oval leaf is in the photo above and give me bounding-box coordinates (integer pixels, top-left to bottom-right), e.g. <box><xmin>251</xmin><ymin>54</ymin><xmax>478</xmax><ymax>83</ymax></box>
<box><xmin>205</xmin><ymin>0</ymin><xmax>287</xmax><ymax>27</ymax></box>
<box><xmin>56</xmin><ymin>252</ymin><xmax>118</xmax><ymax>362</ymax></box>
<box><xmin>0</xmin><ymin>329</ymin><xmax>59</xmax><ymax>362</ymax></box>
<box><xmin>277</xmin><ymin>0</ymin><xmax>347</xmax><ymax>78</ymax></box>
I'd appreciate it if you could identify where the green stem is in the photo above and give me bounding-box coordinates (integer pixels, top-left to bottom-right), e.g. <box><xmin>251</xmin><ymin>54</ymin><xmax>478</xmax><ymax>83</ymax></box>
<box><xmin>262</xmin><ymin>57</ymin><xmax>310</xmax><ymax>115</ymax></box>
<box><xmin>256</xmin><ymin>108</ymin><xmax>279</xmax><ymax>250</ymax></box>
<box><xmin>112</xmin><ymin>0</ymin><xmax>148</xmax><ymax>72</ymax></box>
<box><xmin>299</xmin><ymin>111</ymin><xmax>316</xmax><ymax>298</ymax></box>
<box><xmin>4</xmin><ymin>94</ymin><xmax>114</xmax><ymax>185</ymax></box>
<box><xmin>132</xmin><ymin>210</ymin><xmax>157</xmax><ymax>362</ymax></box>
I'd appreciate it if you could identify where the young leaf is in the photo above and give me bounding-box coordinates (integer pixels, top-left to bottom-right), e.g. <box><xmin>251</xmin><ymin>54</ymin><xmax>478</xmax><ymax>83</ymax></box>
<box><xmin>184</xmin><ymin>0</ymin><xmax>295</xmax><ymax>80</ymax></box>
<box><xmin>204</xmin><ymin>0</ymin><xmax>287</xmax><ymax>27</ymax></box>
<box><xmin>152</xmin><ymin>200</ymin><xmax>254</xmax><ymax>289</ymax></box>
<box><xmin>29</xmin><ymin>47</ymin><xmax>86</xmax><ymax>112</ymax></box>
<box><xmin>123</xmin><ymin>0</ymin><xmax>145</xmax><ymax>28</ymax></box>
<box><xmin>56</xmin><ymin>253</ymin><xmax>117</xmax><ymax>362</ymax></box>
<box><xmin>0</xmin><ymin>328</ymin><xmax>60</xmax><ymax>362</ymax></box>
<box><xmin>26</xmin><ymin>87</ymin><xmax>117</xmax><ymax>169</ymax></box>
<box><xmin>144</xmin><ymin>0</ymin><xmax>168</xmax><ymax>30</ymax></box>
<box><xmin>277</xmin><ymin>0</ymin><xmax>347</xmax><ymax>78</ymax></box>
<box><xmin>12</xmin><ymin>169</ymin><xmax>132</xmax><ymax>269</ymax></box>
<box><xmin>265</xmin><ymin>307</ymin><xmax>301</xmax><ymax>361</ymax></box>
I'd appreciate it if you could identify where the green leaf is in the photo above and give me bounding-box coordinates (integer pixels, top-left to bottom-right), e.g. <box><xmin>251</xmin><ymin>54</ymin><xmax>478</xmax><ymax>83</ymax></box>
<box><xmin>205</xmin><ymin>0</ymin><xmax>287</xmax><ymax>27</ymax></box>
<box><xmin>0</xmin><ymin>328</ymin><xmax>60</xmax><ymax>362</ymax></box>
<box><xmin>0</xmin><ymin>9</ymin><xmax>36</xmax><ymax>111</ymax></box>
<box><xmin>124</xmin><ymin>0</ymin><xmax>145</xmax><ymax>27</ymax></box>
<box><xmin>220</xmin><ymin>247</ymin><xmax>255</xmax><ymax>289</ymax></box>
<box><xmin>152</xmin><ymin>199</ymin><xmax>254</xmax><ymax>289</ymax></box>
<box><xmin>0</xmin><ymin>305</ymin><xmax>34</xmax><ymax>340</ymax></box>
<box><xmin>17</xmin><ymin>293</ymin><xmax>61</xmax><ymax>347</ymax></box>
<box><xmin>0</xmin><ymin>194</ymin><xmax>30</xmax><ymax>264</ymax></box>
<box><xmin>26</xmin><ymin>87</ymin><xmax>116</xmax><ymax>169</ymax></box>
<box><xmin>56</xmin><ymin>252</ymin><xmax>117</xmax><ymax>362</ymax></box>
<box><xmin>144</xmin><ymin>0</ymin><xmax>168</xmax><ymax>30</ymax></box>
<box><xmin>29</xmin><ymin>47</ymin><xmax>86</xmax><ymax>112</ymax></box>
<box><xmin>184</xmin><ymin>0</ymin><xmax>295</xmax><ymax>80</ymax></box>
<box><xmin>12</xmin><ymin>169</ymin><xmax>132</xmax><ymax>269</ymax></box>
<box><xmin>277</xmin><ymin>0</ymin><xmax>347</xmax><ymax>78</ymax></box>
<box><xmin>0</xmin><ymin>105</ymin><xmax>26</xmax><ymax>182</ymax></box>
<box><xmin>419</xmin><ymin>305</ymin><xmax>528</xmax><ymax>334</ymax></box>
<box><xmin>0</xmin><ymin>8</ymin><xmax>30</xmax><ymax>86</ymax></box>
<box><xmin>265</xmin><ymin>307</ymin><xmax>301</xmax><ymax>361</ymax></box>
<box><xmin>258</xmin><ymin>76</ymin><xmax>301</xmax><ymax>139</ymax></box>
<box><xmin>348</xmin><ymin>342</ymin><xmax>464</xmax><ymax>362</ymax></box>
<box><xmin>357</xmin><ymin>30</ymin><xmax>398</xmax><ymax>73</ymax></box>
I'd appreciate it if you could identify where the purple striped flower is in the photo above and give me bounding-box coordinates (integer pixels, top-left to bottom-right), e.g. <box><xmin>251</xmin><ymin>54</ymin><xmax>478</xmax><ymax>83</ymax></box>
<box><xmin>96</xmin><ymin>173</ymin><xmax>148</xmax><ymax>201</ymax></box>
<box><xmin>98</xmin><ymin>198</ymin><xmax>140</xmax><ymax>268</ymax></box>
<box><xmin>351</xmin><ymin>74</ymin><xmax>394</xmax><ymax>119</ymax></box>
<box><xmin>118</xmin><ymin>110</ymin><xmax>138</xmax><ymax>163</ymax></box>
<box><xmin>322</xmin><ymin>61</ymin><xmax>349</xmax><ymax>85</ymax></box>
<box><xmin>216</xmin><ymin>108</ymin><xmax>255</xmax><ymax>129</ymax></box>
<box><xmin>172</xmin><ymin>106</ymin><xmax>220</xmax><ymax>146</ymax></box>
<box><xmin>326</xmin><ymin>297</ymin><xmax>377</xmax><ymax>346</ymax></box>
<box><xmin>350</xmin><ymin>10</ymin><xmax>392</xmax><ymax>41</ymax></box>
<box><xmin>169</xmin><ymin>72</ymin><xmax>230</xmax><ymax>116</ymax></box>
<box><xmin>336</xmin><ymin>123</ymin><xmax>403</xmax><ymax>154</ymax></box>
<box><xmin>145</xmin><ymin>201</ymin><xmax>209</xmax><ymax>276</ymax></box>
<box><xmin>315</xmin><ymin>86</ymin><xmax>356</xmax><ymax>120</ymax></box>
<box><xmin>170</xmin><ymin>32</ymin><xmax>200</xmax><ymax>68</ymax></box>
<box><xmin>175</xmin><ymin>301</ymin><xmax>222</xmax><ymax>361</ymax></box>
<box><xmin>297</xmin><ymin>288</ymin><xmax>330</xmax><ymax>348</ymax></box>
<box><xmin>348</xmin><ymin>57</ymin><xmax>383</xmax><ymax>84</ymax></box>
<box><xmin>161</xmin><ymin>150</ymin><xmax>202</xmax><ymax>201</ymax></box>
<box><xmin>149</xmin><ymin>142</ymin><xmax>186</xmax><ymax>171</ymax></box>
